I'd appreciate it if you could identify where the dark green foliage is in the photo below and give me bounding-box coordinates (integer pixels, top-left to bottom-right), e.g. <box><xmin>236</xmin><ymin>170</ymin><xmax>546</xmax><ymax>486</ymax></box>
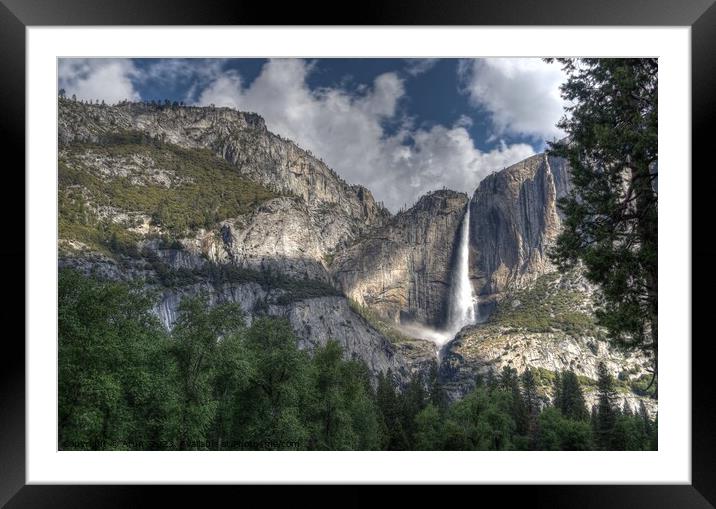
<box><xmin>546</xmin><ymin>58</ymin><xmax>658</xmax><ymax>378</ymax></box>
<box><xmin>443</xmin><ymin>386</ymin><xmax>516</xmax><ymax>450</ymax></box>
<box><xmin>170</xmin><ymin>296</ymin><xmax>247</xmax><ymax>449</ymax></box>
<box><xmin>399</xmin><ymin>372</ymin><xmax>430</xmax><ymax>446</ymax></box>
<box><xmin>58</xmin><ymin>269</ymin><xmax>658</xmax><ymax>451</ymax></box>
<box><xmin>414</xmin><ymin>403</ymin><xmax>444</xmax><ymax>450</ymax></box>
<box><xmin>58</xmin><ymin>269</ymin><xmax>179</xmax><ymax>450</ymax></box>
<box><xmin>558</xmin><ymin>370</ymin><xmax>589</xmax><ymax>421</ymax></box>
<box><xmin>522</xmin><ymin>368</ymin><xmax>541</xmax><ymax>447</ymax></box>
<box><xmin>501</xmin><ymin>366</ymin><xmax>528</xmax><ymax>435</ymax></box>
<box><xmin>595</xmin><ymin>362</ymin><xmax>619</xmax><ymax>450</ymax></box>
<box><xmin>428</xmin><ymin>364</ymin><xmax>448</xmax><ymax>412</ymax></box>
<box><xmin>538</xmin><ymin>407</ymin><xmax>593</xmax><ymax>450</ymax></box>
<box><xmin>376</xmin><ymin>371</ymin><xmax>409</xmax><ymax>450</ymax></box>
<box><xmin>227</xmin><ymin>317</ymin><xmax>313</xmax><ymax>449</ymax></box>
<box><xmin>552</xmin><ymin>371</ymin><xmax>563</xmax><ymax>410</ymax></box>
<box><xmin>307</xmin><ymin>341</ymin><xmax>381</xmax><ymax>450</ymax></box>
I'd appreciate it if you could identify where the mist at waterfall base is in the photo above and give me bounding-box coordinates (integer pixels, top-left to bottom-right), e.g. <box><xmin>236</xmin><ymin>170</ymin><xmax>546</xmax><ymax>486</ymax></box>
<box><xmin>396</xmin><ymin>202</ymin><xmax>479</xmax><ymax>355</ymax></box>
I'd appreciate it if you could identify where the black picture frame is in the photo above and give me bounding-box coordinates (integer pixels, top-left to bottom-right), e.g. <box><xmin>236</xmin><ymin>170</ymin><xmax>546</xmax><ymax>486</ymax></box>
<box><xmin>2</xmin><ymin>0</ymin><xmax>713</xmax><ymax>504</ymax></box>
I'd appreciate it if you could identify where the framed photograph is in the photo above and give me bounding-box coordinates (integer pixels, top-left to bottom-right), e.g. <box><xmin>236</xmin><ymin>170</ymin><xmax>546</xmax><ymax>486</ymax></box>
<box><xmin>3</xmin><ymin>0</ymin><xmax>713</xmax><ymax>502</ymax></box>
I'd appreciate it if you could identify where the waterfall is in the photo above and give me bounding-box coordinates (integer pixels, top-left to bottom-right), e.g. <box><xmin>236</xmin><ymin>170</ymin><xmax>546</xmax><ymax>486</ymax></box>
<box><xmin>393</xmin><ymin>198</ymin><xmax>479</xmax><ymax>360</ymax></box>
<box><xmin>445</xmin><ymin>201</ymin><xmax>477</xmax><ymax>336</ymax></box>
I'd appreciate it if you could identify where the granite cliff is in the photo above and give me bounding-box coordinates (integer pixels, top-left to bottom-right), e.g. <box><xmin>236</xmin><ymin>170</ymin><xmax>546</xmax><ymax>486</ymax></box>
<box><xmin>469</xmin><ymin>152</ymin><xmax>572</xmax><ymax>310</ymax></box>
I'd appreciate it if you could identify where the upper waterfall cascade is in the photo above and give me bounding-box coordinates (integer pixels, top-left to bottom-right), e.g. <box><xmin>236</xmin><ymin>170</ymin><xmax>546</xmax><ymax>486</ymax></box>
<box><xmin>445</xmin><ymin>201</ymin><xmax>478</xmax><ymax>336</ymax></box>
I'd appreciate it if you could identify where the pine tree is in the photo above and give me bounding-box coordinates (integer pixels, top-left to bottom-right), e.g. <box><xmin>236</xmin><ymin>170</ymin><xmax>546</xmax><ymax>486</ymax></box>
<box><xmin>428</xmin><ymin>363</ymin><xmax>447</xmax><ymax>412</ymax></box>
<box><xmin>559</xmin><ymin>370</ymin><xmax>589</xmax><ymax>421</ymax></box>
<box><xmin>485</xmin><ymin>368</ymin><xmax>498</xmax><ymax>393</ymax></box>
<box><xmin>499</xmin><ymin>366</ymin><xmax>518</xmax><ymax>391</ymax></box>
<box><xmin>376</xmin><ymin>370</ymin><xmax>408</xmax><ymax>450</ymax></box>
<box><xmin>649</xmin><ymin>415</ymin><xmax>658</xmax><ymax>450</ymax></box>
<box><xmin>500</xmin><ymin>366</ymin><xmax>527</xmax><ymax>435</ymax></box>
<box><xmin>547</xmin><ymin>58</ymin><xmax>658</xmax><ymax>386</ymax></box>
<box><xmin>521</xmin><ymin>368</ymin><xmax>541</xmax><ymax>448</ymax></box>
<box><xmin>590</xmin><ymin>405</ymin><xmax>599</xmax><ymax>435</ymax></box>
<box><xmin>595</xmin><ymin>362</ymin><xmax>618</xmax><ymax>449</ymax></box>
<box><xmin>623</xmin><ymin>401</ymin><xmax>633</xmax><ymax>416</ymax></box>
<box><xmin>399</xmin><ymin>372</ymin><xmax>428</xmax><ymax>448</ymax></box>
<box><xmin>552</xmin><ymin>371</ymin><xmax>563</xmax><ymax>410</ymax></box>
<box><xmin>638</xmin><ymin>400</ymin><xmax>652</xmax><ymax>438</ymax></box>
<box><xmin>311</xmin><ymin>340</ymin><xmax>347</xmax><ymax>449</ymax></box>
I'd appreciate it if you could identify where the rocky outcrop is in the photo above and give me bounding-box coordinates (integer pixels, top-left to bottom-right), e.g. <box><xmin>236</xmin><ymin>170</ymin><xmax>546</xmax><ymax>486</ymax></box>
<box><xmin>470</xmin><ymin>153</ymin><xmax>571</xmax><ymax>308</ymax></box>
<box><xmin>172</xmin><ymin>197</ymin><xmax>348</xmax><ymax>282</ymax></box>
<box><xmin>440</xmin><ymin>327</ymin><xmax>657</xmax><ymax>416</ymax></box>
<box><xmin>332</xmin><ymin>190</ymin><xmax>469</xmax><ymax>326</ymax></box>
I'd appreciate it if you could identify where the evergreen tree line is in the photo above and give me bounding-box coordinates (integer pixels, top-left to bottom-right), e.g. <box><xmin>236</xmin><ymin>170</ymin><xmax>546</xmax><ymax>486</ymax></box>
<box><xmin>59</xmin><ymin>268</ymin><xmax>656</xmax><ymax>451</ymax></box>
<box><xmin>59</xmin><ymin>91</ymin><xmax>187</xmax><ymax>110</ymax></box>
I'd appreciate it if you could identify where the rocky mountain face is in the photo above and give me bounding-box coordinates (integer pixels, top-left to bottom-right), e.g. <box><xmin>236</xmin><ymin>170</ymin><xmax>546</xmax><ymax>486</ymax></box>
<box><xmin>333</xmin><ymin>190</ymin><xmax>469</xmax><ymax>326</ymax></box>
<box><xmin>469</xmin><ymin>152</ymin><xmax>572</xmax><ymax>312</ymax></box>
<box><xmin>59</xmin><ymin>101</ymin><xmax>387</xmax><ymax>223</ymax></box>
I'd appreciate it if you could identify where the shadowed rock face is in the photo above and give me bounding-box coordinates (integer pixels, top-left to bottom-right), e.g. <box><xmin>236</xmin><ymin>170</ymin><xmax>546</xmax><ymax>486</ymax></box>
<box><xmin>332</xmin><ymin>190</ymin><xmax>469</xmax><ymax>327</ymax></box>
<box><xmin>150</xmin><ymin>281</ymin><xmax>424</xmax><ymax>386</ymax></box>
<box><xmin>183</xmin><ymin>197</ymin><xmax>360</xmax><ymax>282</ymax></box>
<box><xmin>470</xmin><ymin>152</ymin><xmax>572</xmax><ymax>309</ymax></box>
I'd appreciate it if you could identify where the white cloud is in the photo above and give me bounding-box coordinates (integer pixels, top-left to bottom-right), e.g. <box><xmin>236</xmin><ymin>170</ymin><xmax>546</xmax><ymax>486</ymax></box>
<box><xmin>404</xmin><ymin>58</ymin><xmax>440</xmax><ymax>76</ymax></box>
<box><xmin>377</xmin><ymin>126</ymin><xmax>534</xmax><ymax>210</ymax></box>
<box><xmin>459</xmin><ymin>58</ymin><xmax>567</xmax><ymax>141</ymax></box>
<box><xmin>58</xmin><ymin>59</ymin><xmax>140</xmax><ymax>104</ymax></box>
<box><xmin>197</xmin><ymin>58</ymin><xmax>535</xmax><ymax>211</ymax></box>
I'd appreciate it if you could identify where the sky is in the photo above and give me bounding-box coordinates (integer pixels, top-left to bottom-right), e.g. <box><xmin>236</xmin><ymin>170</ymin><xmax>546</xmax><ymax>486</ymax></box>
<box><xmin>58</xmin><ymin>58</ymin><xmax>568</xmax><ymax>212</ymax></box>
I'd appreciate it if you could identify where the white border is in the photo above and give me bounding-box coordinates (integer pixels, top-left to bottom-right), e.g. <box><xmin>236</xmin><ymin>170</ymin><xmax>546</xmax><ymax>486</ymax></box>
<box><xmin>27</xmin><ymin>27</ymin><xmax>691</xmax><ymax>484</ymax></box>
